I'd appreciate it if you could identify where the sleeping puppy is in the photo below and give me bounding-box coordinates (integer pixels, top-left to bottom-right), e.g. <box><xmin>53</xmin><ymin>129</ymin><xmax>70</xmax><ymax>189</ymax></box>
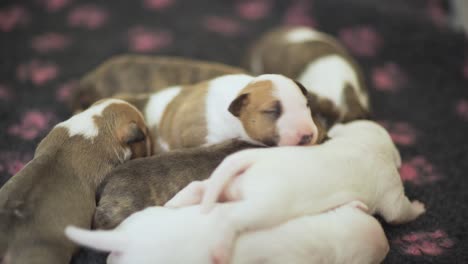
<box><xmin>0</xmin><ymin>99</ymin><xmax>151</xmax><ymax>264</ymax></box>
<box><xmin>119</xmin><ymin>74</ymin><xmax>323</xmax><ymax>153</ymax></box>
<box><xmin>65</xmin><ymin>201</ymin><xmax>389</xmax><ymax>264</ymax></box>
<box><xmin>245</xmin><ymin>26</ymin><xmax>370</xmax><ymax>122</ymax></box>
<box><xmin>93</xmin><ymin>140</ymin><xmax>261</xmax><ymax>230</ymax></box>
<box><xmin>166</xmin><ymin>120</ymin><xmax>425</xmax><ymax>264</ymax></box>
<box><xmin>71</xmin><ymin>55</ymin><xmax>246</xmax><ymax>113</ymax></box>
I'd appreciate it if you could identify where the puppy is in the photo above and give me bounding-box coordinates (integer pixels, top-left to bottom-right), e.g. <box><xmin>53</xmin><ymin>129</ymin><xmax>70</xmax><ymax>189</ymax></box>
<box><xmin>0</xmin><ymin>99</ymin><xmax>151</xmax><ymax>264</ymax></box>
<box><xmin>93</xmin><ymin>140</ymin><xmax>261</xmax><ymax>230</ymax></box>
<box><xmin>65</xmin><ymin>201</ymin><xmax>388</xmax><ymax>264</ymax></box>
<box><xmin>71</xmin><ymin>55</ymin><xmax>246</xmax><ymax>112</ymax></box>
<box><xmin>245</xmin><ymin>26</ymin><xmax>370</xmax><ymax>122</ymax></box>
<box><xmin>167</xmin><ymin>120</ymin><xmax>425</xmax><ymax>263</ymax></box>
<box><xmin>120</xmin><ymin>74</ymin><xmax>322</xmax><ymax>153</ymax></box>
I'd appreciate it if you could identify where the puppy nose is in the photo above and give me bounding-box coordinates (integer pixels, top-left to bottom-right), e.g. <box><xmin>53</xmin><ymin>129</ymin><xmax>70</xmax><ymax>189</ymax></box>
<box><xmin>298</xmin><ymin>134</ymin><xmax>314</xmax><ymax>145</ymax></box>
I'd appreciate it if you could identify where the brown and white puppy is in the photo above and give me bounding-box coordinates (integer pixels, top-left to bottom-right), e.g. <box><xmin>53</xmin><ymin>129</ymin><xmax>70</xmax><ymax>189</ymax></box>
<box><xmin>71</xmin><ymin>55</ymin><xmax>246</xmax><ymax>113</ymax></box>
<box><xmin>118</xmin><ymin>74</ymin><xmax>322</xmax><ymax>153</ymax></box>
<box><xmin>245</xmin><ymin>26</ymin><xmax>371</xmax><ymax>122</ymax></box>
<box><xmin>93</xmin><ymin>140</ymin><xmax>261</xmax><ymax>230</ymax></box>
<box><xmin>0</xmin><ymin>99</ymin><xmax>151</xmax><ymax>264</ymax></box>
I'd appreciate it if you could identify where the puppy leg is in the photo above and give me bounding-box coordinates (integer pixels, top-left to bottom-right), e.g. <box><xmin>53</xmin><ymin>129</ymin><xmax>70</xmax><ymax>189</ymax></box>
<box><xmin>378</xmin><ymin>188</ymin><xmax>425</xmax><ymax>224</ymax></box>
<box><xmin>164</xmin><ymin>181</ymin><xmax>207</xmax><ymax>208</ymax></box>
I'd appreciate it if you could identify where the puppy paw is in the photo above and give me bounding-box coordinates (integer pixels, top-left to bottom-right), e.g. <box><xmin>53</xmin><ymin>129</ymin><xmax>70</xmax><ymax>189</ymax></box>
<box><xmin>211</xmin><ymin>243</ymin><xmax>230</xmax><ymax>264</ymax></box>
<box><xmin>411</xmin><ymin>200</ymin><xmax>426</xmax><ymax>217</ymax></box>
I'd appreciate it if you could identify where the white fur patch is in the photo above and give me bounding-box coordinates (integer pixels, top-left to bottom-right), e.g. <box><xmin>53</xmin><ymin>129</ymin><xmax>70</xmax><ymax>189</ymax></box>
<box><xmin>57</xmin><ymin>99</ymin><xmax>127</xmax><ymax>139</ymax></box>
<box><xmin>145</xmin><ymin>86</ymin><xmax>182</xmax><ymax>128</ymax></box>
<box><xmin>285</xmin><ymin>27</ymin><xmax>328</xmax><ymax>43</ymax></box>
<box><xmin>298</xmin><ymin>55</ymin><xmax>368</xmax><ymax>109</ymax></box>
<box><xmin>204</xmin><ymin>74</ymin><xmax>257</xmax><ymax>144</ymax></box>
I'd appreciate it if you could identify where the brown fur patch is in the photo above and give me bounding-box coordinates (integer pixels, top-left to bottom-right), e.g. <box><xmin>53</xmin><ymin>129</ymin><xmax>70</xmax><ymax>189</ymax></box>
<box><xmin>342</xmin><ymin>83</ymin><xmax>371</xmax><ymax>122</ymax></box>
<box><xmin>157</xmin><ymin>82</ymin><xmax>209</xmax><ymax>149</ymax></box>
<box><xmin>236</xmin><ymin>80</ymin><xmax>279</xmax><ymax>145</ymax></box>
<box><xmin>94</xmin><ymin>140</ymin><xmax>262</xmax><ymax>230</ymax></box>
<box><xmin>71</xmin><ymin>55</ymin><xmax>246</xmax><ymax>112</ymax></box>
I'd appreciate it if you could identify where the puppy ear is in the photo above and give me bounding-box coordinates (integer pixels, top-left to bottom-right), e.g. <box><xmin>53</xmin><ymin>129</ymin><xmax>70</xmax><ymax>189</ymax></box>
<box><xmin>121</xmin><ymin>122</ymin><xmax>146</xmax><ymax>145</ymax></box>
<box><xmin>306</xmin><ymin>92</ymin><xmax>341</xmax><ymax>130</ymax></box>
<box><xmin>293</xmin><ymin>80</ymin><xmax>308</xmax><ymax>96</ymax></box>
<box><xmin>228</xmin><ymin>93</ymin><xmax>250</xmax><ymax>117</ymax></box>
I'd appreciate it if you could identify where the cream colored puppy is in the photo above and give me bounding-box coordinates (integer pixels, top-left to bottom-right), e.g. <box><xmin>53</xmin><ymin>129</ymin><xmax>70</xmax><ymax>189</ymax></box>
<box><xmin>166</xmin><ymin>120</ymin><xmax>425</xmax><ymax>263</ymax></box>
<box><xmin>65</xmin><ymin>201</ymin><xmax>389</xmax><ymax>264</ymax></box>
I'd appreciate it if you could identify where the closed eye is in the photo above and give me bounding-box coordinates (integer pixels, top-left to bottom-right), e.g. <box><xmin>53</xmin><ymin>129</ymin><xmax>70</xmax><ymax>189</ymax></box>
<box><xmin>262</xmin><ymin>101</ymin><xmax>282</xmax><ymax>119</ymax></box>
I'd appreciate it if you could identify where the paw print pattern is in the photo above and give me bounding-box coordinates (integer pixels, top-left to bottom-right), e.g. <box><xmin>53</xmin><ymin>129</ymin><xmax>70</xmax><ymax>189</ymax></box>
<box><xmin>0</xmin><ymin>152</ymin><xmax>33</xmax><ymax>176</ymax></box>
<box><xmin>378</xmin><ymin>121</ymin><xmax>417</xmax><ymax>146</ymax></box>
<box><xmin>282</xmin><ymin>0</ymin><xmax>315</xmax><ymax>27</ymax></box>
<box><xmin>203</xmin><ymin>16</ymin><xmax>243</xmax><ymax>36</ymax></box>
<box><xmin>127</xmin><ymin>26</ymin><xmax>173</xmax><ymax>52</ymax></box>
<box><xmin>372</xmin><ymin>62</ymin><xmax>407</xmax><ymax>92</ymax></box>
<box><xmin>68</xmin><ymin>5</ymin><xmax>108</xmax><ymax>29</ymax></box>
<box><xmin>236</xmin><ymin>0</ymin><xmax>272</xmax><ymax>20</ymax></box>
<box><xmin>31</xmin><ymin>32</ymin><xmax>71</xmax><ymax>53</ymax></box>
<box><xmin>8</xmin><ymin>110</ymin><xmax>57</xmax><ymax>140</ymax></box>
<box><xmin>393</xmin><ymin>230</ymin><xmax>455</xmax><ymax>256</ymax></box>
<box><xmin>0</xmin><ymin>5</ymin><xmax>29</xmax><ymax>32</ymax></box>
<box><xmin>339</xmin><ymin>25</ymin><xmax>382</xmax><ymax>57</ymax></box>
<box><xmin>455</xmin><ymin>99</ymin><xmax>468</xmax><ymax>121</ymax></box>
<box><xmin>16</xmin><ymin>60</ymin><xmax>59</xmax><ymax>85</ymax></box>
<box><xmin>400</xmin><ymin>156</ymin><xmax>441</xmax><ymax>185</ymax></box>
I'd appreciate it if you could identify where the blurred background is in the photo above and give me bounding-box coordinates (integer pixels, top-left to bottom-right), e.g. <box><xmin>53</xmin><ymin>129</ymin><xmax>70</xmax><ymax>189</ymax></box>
<box><xmin>0</xmin><ymin>0</ymin><xmax>467</xmax><ymax>263</ymax></box>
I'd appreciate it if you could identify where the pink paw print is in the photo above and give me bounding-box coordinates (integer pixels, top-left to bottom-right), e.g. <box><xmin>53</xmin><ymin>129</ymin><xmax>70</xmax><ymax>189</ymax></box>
<box><xmin>339</xmin><ymin>25</ymin><xmax>382</xmax><ymax>57</ymax></box>
<box><xmin>455</xmin><ymin>99</ymin><xmax>468</xmax><ymax>121</ymax></box>
<box><xmin>203</xmin><ymin>16</ymin><xmax>243</xmax><ymax>36</ymax></box>
<box><xmin>0</xmin><ymin>5</ymin><xmax>30</xmax><ymax>32</ymax></box>
<box><xmin>37</xmin><ymin>0</ymin><xmax>72</xmax><ymax>12</ymax></box>
<box><xmin>393</xmin><ymin>230</ymin><xmax>454</xmax><ymax>256</ymax></box>
<box><xmin>0</xmin><ymin>84</ymin><xmax>13</xmax><ymax>100</ymax></box>
<box><xmin>17</xmin><ymin>60</ymin><xmax>59</xmax><ymax>85</ymax></box>
<box><xmin>143</xmin><ymin>0</ymin><xmax>175</xmax><ymax>10</ymax></box>
<box><xmin>236</xmin><ymin>0</ymin><xmax>272</xmax><ymax>20</ymax></box>
<box><xmin>378</xmin><ymin>120</ymin><xmax>417</xmax><ymax>146</ymax></box>
<box><xmin>68</xmin><ymin>5</ymin><xmax>108</xmax><ymax>29</ymax></box>
<box><xmin>8</xmin><ymin>110</ymin><xmax>56</xmax><ymax>140</ymax></box>
<box><xmin>372</xmin><ymin>62</ymin><xmax>407</xmax><ymax>92</ymax></box>
<box><xmin>400</xmin><ymin>156</ymin><xmax>441</xmax><ymax>185</ymax></box>
<box><xmin>282</xmin><ymin>0</ymin><xmax>316</xmax><ymax>27</ymax></box>
<box><xmin>56</xmin><ymin>80</ymin><xmax>78</xmax><ymax>102</ymax></box>
<box><xmin>427</xmin><ymin>0</ymin><xmax>448</xmax><ymax>28</ymax></box>
<box><xmin>127</xmin><ymin>26</ymin><xmax>173</xmax><ymax>52</ymax></box>
<box><xmin>31</xmin><ymin>32</ymin><xmax>71</xmax><ymax>53</ymax></box>
<box><xmin>0</xmin><ymin>152</ymin><xmax>33</xmax><ymax>176</ymax></box>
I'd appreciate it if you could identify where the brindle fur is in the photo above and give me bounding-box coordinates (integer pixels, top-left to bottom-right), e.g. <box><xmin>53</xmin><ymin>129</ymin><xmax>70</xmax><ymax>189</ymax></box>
<box><xmin>93</xmin><ymin>140</ymin><xmax>262</xmax><ymax>230</ymax></box>
<box><xmin>71</xmin><ymin>55</ymin><xmax>246</xmax><ymax>112</ymax></box>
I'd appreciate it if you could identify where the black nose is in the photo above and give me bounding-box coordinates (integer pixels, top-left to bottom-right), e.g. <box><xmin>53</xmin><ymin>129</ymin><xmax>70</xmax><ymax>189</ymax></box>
<box><xmin>298</xmin><ymin>134</ymin><xmax>313</xmax><ymax>145</ymax></box>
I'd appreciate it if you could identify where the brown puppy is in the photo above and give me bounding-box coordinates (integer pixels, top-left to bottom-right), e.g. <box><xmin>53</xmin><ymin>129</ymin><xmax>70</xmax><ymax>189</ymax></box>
<box><xmin>0</xmin><ymin>99</ymin><xmax>151</xmax><ymax>264</ymax></box>
<box><xmin>93</xmin><ymin>140</ymin><xmax>261</xmax><ymax>230</ymax></box>
<box><xmin>71</xmin><ymin>55</ymin><xmax>246</xmax><ymax>113</ymax></box>
<box><xmin>245</xmin><ymin>26</ymin><xmax>370</xmax><ymax>122</ymax></box>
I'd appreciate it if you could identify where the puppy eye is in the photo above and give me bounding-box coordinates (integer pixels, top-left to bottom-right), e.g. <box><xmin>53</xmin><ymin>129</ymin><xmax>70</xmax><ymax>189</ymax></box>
<box><xmin>262</xmin><ymin>101</ymin><xmax>282</xmax><ymax>119</ymax></box>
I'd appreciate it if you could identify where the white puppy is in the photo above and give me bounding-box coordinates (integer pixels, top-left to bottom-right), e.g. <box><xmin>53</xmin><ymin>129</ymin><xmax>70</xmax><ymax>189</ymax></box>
<box><xmin>65</xmin><ymin>201</ymin><xmax>388</xmax><ymax>264</ymax></box>
<box><xmin>166</xmin><ymin>120</ymin><xmax>425</xmax><ymax>263</ymax></box>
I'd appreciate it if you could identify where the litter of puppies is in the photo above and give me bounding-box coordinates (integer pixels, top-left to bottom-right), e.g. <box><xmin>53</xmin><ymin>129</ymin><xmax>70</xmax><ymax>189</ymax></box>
<box><xmin>0</xmin><ymin>27</ymin><xmax>425</xmax><ymax>264</ymax></box>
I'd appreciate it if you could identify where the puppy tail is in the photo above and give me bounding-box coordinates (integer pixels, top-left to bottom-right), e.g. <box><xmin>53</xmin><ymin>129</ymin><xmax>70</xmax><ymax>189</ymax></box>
<box><xmin>200</xmin><ymin>150</ymin><xmax>257</xmax><ymax>213</ymax></box>
<box><xmin>65</xmin><ymin>226</ymin><xmax>126</xmax><ymax>252</ymax></box>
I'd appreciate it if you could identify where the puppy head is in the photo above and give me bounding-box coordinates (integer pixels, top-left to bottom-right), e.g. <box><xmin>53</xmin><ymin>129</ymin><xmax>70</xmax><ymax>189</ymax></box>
<box><xmin>229</xmin><ymin>74</ymin><xmax>318</xmax><ymax>146</ymax></box>
<box><xmin>92</xmin><ymin>99</ymin><xmax>152</xmax><ymax>161</ymax></box>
